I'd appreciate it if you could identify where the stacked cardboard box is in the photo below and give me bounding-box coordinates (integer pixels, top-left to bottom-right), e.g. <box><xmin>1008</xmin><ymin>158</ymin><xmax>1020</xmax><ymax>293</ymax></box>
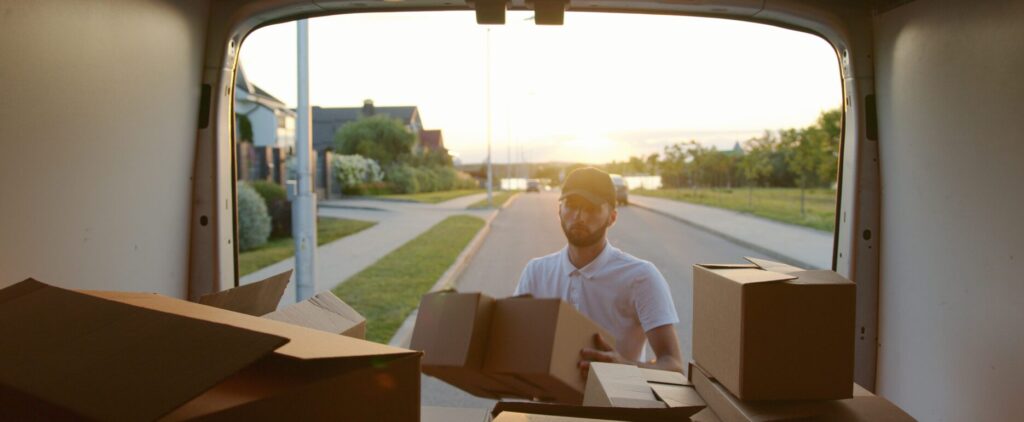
<box><xmin>0</xmin><ymin>277</ymin><xmax>418</xmax><ymax>421</ymax></box>
<box><xmin>410</xmin><ymin>290</ymin><xmax>614</xmax><ymax>404</ymax></box>
<box><xmin>690</xmin><ymin>364</ymin><xmax>915</xmax><ymax>421</ymax></box>
<box><xmin>690</xmin><ymin>257</ymin><xmax>914</xmax><ymax>421</ymax></box>
<box><xmin>488</xmin><ymin>363</ymin><xmax>708</xmax><ymax>421</ymax></box>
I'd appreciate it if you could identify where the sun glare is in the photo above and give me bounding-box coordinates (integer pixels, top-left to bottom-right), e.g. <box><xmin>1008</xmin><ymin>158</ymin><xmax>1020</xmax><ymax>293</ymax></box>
<box><xmin>239</xmin><ymin>11</ymin><xmax>841</xmax><ymax>164</ymax></box>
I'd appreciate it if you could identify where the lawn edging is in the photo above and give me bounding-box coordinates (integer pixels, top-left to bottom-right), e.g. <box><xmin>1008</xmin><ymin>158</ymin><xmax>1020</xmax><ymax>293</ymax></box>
<box><xmin>387</xmin><ymin>208</ymin><xmax>501</xmax><ymax>347</ymax></box>
<box><xmin>629</xmin><ymin>195</ymin><xmax>818</xmax><ymax>269</ymax></box>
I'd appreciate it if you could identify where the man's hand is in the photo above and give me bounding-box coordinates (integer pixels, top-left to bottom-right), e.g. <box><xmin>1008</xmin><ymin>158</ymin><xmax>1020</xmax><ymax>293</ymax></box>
<box><xmin>578</xmin><ymin>333</ymin><xmax>629</xmax><ymax>379</ymax></box>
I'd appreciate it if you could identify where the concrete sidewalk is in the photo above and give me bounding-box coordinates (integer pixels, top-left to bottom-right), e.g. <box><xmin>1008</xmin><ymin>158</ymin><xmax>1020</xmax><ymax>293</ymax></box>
<box><xmin>240</xmin><ymin>193</ymin><xmax>494</xmax><ymax>308</ymax></box>
<box><xmin>629</xmin><ymin>194</ymin><xmax>833</xmax><ymax>269</ymax></box>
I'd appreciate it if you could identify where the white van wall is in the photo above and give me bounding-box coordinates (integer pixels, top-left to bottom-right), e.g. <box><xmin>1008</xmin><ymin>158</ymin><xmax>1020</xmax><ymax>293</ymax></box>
<box><xmin>874</xmin><ymin>0</ymin><xmax>1024</xmax><ymax>420</ymax></box>
<box><xmin>0</xmin><ymin>0</ymin><xmax>210</xmax><ymax>297</ymax></box>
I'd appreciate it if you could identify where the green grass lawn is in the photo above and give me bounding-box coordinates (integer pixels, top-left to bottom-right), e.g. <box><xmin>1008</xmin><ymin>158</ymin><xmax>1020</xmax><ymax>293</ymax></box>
<box><xmin>467</xmin><ymin>191</ymin><xmax>517</xmax><ymax>209</ymax></box>
<box><xmin>380</xmin><ymin>189</ymin><xmax>484</xmax><ymax>204</ymax></box>
<box><xmin>636</xmin><ymin>187</ymin><xmax>837</xmax><ymax>232</ymax></box>
<box><xmin>332</xmin><ymin>215</ymin><xmax>485</xmax><ymax>343</ymax></box>
<box><xmin>238</xmin><ymin>217</ymin><xmax>377</xmax><ymax>276</ymax></box>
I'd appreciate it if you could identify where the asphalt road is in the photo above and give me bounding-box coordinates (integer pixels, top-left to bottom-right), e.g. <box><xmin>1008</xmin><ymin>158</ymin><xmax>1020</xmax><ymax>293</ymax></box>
<box><xmin>420</xmin><ymin>190</ymin><xmax>764</xmax><ymax>408</ymax></box>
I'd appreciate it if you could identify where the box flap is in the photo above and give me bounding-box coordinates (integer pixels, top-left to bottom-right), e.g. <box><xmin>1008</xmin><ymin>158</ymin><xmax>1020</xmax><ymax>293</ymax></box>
<box><xmin>789</xmin><ymin>270</ymin><xmax>855</xmax><ymax>286</ymax></box>
<box><xmin>84</xmin><ymin>289</ymin><xmax>416</xmax><ymax>361</ymax></box>
<box><xmin>493</xmin><ymin>401</ymin><xmax>704</xmax><ymax>421</ymax></box>
<box><xmin>583</xmin><ymin>362</ymin><xmax>664</xmax><ymax>408</ymax></box>
<box><xmin>493</xmin><ymin>411</ymin><xmax>609</xmax><ymax>422</ymax></box>
<box><xmin>198</xmin><ymin>270</ymin><xmax>291</xmax><ymax>316</ymax></box>
<box><xmin>263</xmin><ymin>290</ymin><xmax>366</xmax><ymax>338</ymax></box>
<box><xmin>695</xmin><ymin>264</ymin><xmax>759</xmax><ymax>270</ymax></box>
<box><xmin>0</xmin><ymin>279</ymin><xmax>289</xmax><ymax>421</ymax></box>
<box><xmin>639</xmin><ymin>368</ymin><xmax>689</xmax><ymax>386</ymax></box>
<box><xmin>493</xmin><ymin>411</ymin><xmax>608</xmax><ymax>422</ymax></box>
<box><xmin>743</xmin><ymin>257</ymin><xmax>806</xmax><ymax>274</ymax></box>
<box><xmin>422</xmin><ymin>406</ymin><xmax>490</xmax><ymax>422</ymax></box>
<box><xmin>649</xmin><ymin>383</ymin><xmax>705</xmax><ymax>408</ymax></box>
<box><xmin>713</xmin><ymin>268</ymin><xmax>797</xmax><ymax>284</ymax></box>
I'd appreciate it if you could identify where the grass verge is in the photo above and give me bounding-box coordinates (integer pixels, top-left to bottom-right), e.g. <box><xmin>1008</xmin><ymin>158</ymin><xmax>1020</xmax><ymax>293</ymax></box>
<box><xmin>467</xmin><ymin>191</ymin><xmax>517</xmax><ymax>209</ymax></box>
<box><xmin>332</xmin><ymin>215</ymin><xmax>485</xmax><ymax>343</ymax></box>
<box><xmin>238</xmin><ymin>217</ymin><xmax>377</xmax><ymax>276</ymax></box>
<box><xmin>381</xmin><ymin>189</ymin><xmax>484</xmax><ymax>204</ymax></box>
<box><xmin>636</xmin><ymin>187</ymin><xmax>836</xmax><ymax>232</ymax></box>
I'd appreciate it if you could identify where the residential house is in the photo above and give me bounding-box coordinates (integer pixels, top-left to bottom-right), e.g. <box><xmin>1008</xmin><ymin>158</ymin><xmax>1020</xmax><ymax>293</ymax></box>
<box><xmin>234</xmin><ymin>65</ymin><xmax>295</xmax><ymax>149</ymax></box>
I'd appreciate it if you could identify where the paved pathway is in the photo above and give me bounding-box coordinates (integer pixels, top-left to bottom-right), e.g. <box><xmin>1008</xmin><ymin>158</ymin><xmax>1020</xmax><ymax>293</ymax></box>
<box><xmin>239</xmin><ymin>193</ymin><xmax>494</xmax><ymax>308</ymax></box>
<box><xmin>629</xmin><ymin>194</ymin><xmax>833</xmax><ymax>269</ymax></box>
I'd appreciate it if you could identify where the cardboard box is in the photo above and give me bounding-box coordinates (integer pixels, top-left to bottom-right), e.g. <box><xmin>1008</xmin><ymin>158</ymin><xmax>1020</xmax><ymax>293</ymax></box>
<box><xmin>492</xmin><ymin>411</ymin><xmax>609</xmax><ymax>422</ymax></box>
<box><xmin>411</xmin><ymin>291</ymin><xmax>615</xmax><ymax>404</ymax></box>
<box><xmin>583</xmin><ymin>362</ymin><xmax>705</xmax><ymax>411</ymax></box>
<box><xmin>484</xmin><ymin>296</ymin><xmax>615</xmax><ymax>403</ymax></box>
<box><xmin>0</xmin><ymin>279</ymin><xmax>420</xmax><ymax>421</ymax></box>
<box><xmin>410</xmin><ymin>291</ymin><xmax>512</xmax><ymax>399</ymax></box>
<box><xmin>690</xmin><ymin>363</ymin><xmax>916</xmax><ymax>422</ymax></box>
<box><xmin>492</xmin><ymin>400</ymin><xmax>704</xmax><ymax>422</ymax></box>
<box><xmin>689</xmin><ymin>408</ymin><xmax>722</xmax><ymax>422</ymax></box>
<box><xmin>197</xmin><ymin>270</ymin><xmax>291</xmax><ymax>316</ymax></box>
<box><xmin>692</xmin><ymin>258</ymin><xmax>855</xmax><ymax>400</ymax></box>
<box><xmin>264</xmin><ymin>291</ymin><xmax>366</xmax><ymax>339</ymax></box>
<box><xmin>422</xmin><ymin>406</ymin><xmax>490</xmax><ymax>422</ymax></box>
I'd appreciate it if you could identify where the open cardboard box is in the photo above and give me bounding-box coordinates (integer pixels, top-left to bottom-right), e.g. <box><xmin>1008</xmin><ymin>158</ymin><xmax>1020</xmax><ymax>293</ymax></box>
<box><xmin>410</xmin><ymin>290</ymin><xmax>614</xmax><ymax>404</ymax></box>
<box><xmin>692</xmin><ymin>257</ymin><xmax>855</xmax><ymax>400</ymax></box>
<box><xmin>689</xmin><ymin>363</ymin><xmax>915</xmax><ymax>422</ymax></box>
<box><xmin>264</xmin><ymin>291</ymin><xmax>366</xmax><ymax>339</ymax></box>
<box><xmin>198</xmin><ymin>270</ymin><xmax>366</xmax><ymax>339</ymax></box>
<box><xmin>583</xmin><ymin>362</ymin><xmax>705</xmax><ymax>410</ymax></box>
<box><xmin>197</xmin><ymin>270</ymin><xmax>292</xmax><ymax>317</ymax></box>
<box><xmin>0</xmin><ymin>279</ymin><xmax>419</xmax><ymax>421</ymax></box>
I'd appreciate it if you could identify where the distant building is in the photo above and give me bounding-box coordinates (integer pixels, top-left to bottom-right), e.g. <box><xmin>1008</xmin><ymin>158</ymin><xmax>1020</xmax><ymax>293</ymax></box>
<box><xmin>723</xmin><ymin>141</ymin><xmax>745</xmax><ymax>157</ymax></box>
<box><xmin>417</xmin><ymin>129</ymin><xmax>448</xmax><ymax>156</ymax></box>
<box><xmin>312</xmin><ymin>100</ymin><xmax>422</xmax><ymax>156</ymax></box>
<box><xmin>234</xmin><ymin>66</ymin><xmax>295</xmax><ymax>149</ymax></box>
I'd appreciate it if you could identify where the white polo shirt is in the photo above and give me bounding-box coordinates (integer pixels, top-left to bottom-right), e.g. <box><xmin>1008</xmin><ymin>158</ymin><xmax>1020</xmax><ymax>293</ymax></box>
<box><xmin>513</xmin><ymin>241</ymin><xmax>679</xmax><ymax>362</ymax></box>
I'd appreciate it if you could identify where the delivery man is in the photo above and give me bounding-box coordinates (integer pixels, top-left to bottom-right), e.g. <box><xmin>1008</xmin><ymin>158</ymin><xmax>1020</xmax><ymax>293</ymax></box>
<box><xmin>513</xmin><ymin>167</ymin><xmax>684</xmax><ymax>377</ymax></box>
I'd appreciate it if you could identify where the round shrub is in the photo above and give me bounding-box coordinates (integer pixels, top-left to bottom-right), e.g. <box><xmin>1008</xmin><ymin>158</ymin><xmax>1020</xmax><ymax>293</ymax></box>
<box><xmin>249</xmin><ymin>180</ymin><xmax>286</xmax><ymax>203</ymax></box>
<box><xmin>238</xmin><ymin>182</ymin><xmax>271</xmax><ymax>251</ymax></box>
<box><xmin>248</xmin><ymin>180</ymin><xmax>290</xmax><ymax>238</ymax></box>
<box><xmin>386</xmin><ymin>164</ymin><xmax>420</xmax><ymax>194</ymax></box>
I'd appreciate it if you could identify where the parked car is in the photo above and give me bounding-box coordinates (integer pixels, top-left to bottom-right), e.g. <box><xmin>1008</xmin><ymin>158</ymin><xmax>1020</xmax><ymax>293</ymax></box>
<box><xmin>610</xmin><ymin>174</ymin><xmax>628</xmax><ymax>205</ymax></box>
<box><xmin>526</xmin><ymin>179</ymin><xmax>541</xmax><ymax>192</ymax></box>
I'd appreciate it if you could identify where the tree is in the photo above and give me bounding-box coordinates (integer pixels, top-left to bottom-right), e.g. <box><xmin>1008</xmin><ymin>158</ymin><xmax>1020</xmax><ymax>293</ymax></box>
<box><xmin>740</xmin><ymin>131</ymin><xmax>775</xmax><ymax>206</ymax></box>
<box><xmin>781</xmin><ymin>127</ymin><xmax>832</xmax><ymax>217</ymax></box>
<box><xmin>333</xmin><ymin>115</ymin><xmax>415</xmax><ymax>167</ymax></box>
<box><xmin>645</xmin><ymin>153</ymin><xmax>660</xmax><ymax>175</ymax></box>
<box><xmin>661</xmin><ymin>143</ymin><xmax>689</xmax><ymax>188</ymax></box>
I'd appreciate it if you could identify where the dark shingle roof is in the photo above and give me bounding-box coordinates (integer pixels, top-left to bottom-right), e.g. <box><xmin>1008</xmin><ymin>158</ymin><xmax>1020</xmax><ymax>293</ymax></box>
<box><xmin>312</xmin><ymin>106</ymin><xmax>419</xmax><ymax>152</ymax></box>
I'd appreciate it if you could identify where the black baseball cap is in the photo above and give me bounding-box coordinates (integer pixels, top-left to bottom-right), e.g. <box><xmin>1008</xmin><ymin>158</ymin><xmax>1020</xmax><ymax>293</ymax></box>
<box><xmin>560</xmin><ymin>167</ymin><xmax>616</xmax><ymax>207</ymax></box>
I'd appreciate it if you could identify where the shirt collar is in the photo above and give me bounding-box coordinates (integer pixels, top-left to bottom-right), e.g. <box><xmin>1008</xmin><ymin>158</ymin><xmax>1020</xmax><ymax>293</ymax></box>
<box><xmin>562</xmin><ymin>241</ymin><xmax>616</xmax><ymax>280</ymax></box>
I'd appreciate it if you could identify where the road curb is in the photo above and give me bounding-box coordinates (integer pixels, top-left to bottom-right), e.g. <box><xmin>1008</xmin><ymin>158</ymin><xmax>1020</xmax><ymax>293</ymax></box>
<box><xmin>629</xmin><ymin>200</ymin><xmax>818</xmax><ymax>269</ymax></box>
<box><xmin>387</xmin><ymin>208</ymin><xmax>501</xmax><ymax>348</ymax></box>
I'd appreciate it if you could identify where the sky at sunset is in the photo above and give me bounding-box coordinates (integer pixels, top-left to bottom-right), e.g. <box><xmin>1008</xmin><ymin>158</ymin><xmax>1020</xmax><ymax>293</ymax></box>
<box><xmin>239</xmin><ymin>11</ymin><xmax>842</xmax><ymax>164</ymax></box>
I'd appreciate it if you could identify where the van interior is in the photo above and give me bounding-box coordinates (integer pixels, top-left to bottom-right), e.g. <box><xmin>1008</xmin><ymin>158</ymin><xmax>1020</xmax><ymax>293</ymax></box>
<box><xmin>1</xmin><ymin>0</ymin><xmax>1021</xmax><ymax>420</ymax></box>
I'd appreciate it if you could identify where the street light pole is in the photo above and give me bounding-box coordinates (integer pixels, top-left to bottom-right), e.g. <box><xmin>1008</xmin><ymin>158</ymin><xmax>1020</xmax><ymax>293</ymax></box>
<box><xmin>485</xmin><ymin>27</ymin><xmax>494</xmax><ymax>207</ymax></box>
<box><xmin>293</xmin><ymin>19</ymin><xmax>317</xmax><ymax>302</ymax></box>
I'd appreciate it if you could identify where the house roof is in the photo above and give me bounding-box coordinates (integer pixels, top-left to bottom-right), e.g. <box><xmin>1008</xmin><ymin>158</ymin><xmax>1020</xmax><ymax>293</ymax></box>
<box><xmin>312</xmin><ymin>105</ymin><xmax>420</xmax><ymax>151</ymax></box>
<box><xmin>419</xmin><ymin>129</ymin><xmax>445</xmax><ymax>152</ymax></box>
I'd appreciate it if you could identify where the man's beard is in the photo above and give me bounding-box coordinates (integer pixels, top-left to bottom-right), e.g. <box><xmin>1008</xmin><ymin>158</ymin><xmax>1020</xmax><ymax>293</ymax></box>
<box><xmin>561</xmin><ymin>218</ymin><xmax>609</xmax><ymax>247</ymax></box>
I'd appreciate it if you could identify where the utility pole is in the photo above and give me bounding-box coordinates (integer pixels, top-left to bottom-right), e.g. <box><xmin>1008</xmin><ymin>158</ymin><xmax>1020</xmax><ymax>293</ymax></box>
<box><xmin>293</xmin><ymin>19</ymin><xmax>317</xmax><ymax>302</ymax></box>
<box><xmin>485</xmin><ymin>28</ymin><xmax>494</xmax><ymax>207</ymax></box>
